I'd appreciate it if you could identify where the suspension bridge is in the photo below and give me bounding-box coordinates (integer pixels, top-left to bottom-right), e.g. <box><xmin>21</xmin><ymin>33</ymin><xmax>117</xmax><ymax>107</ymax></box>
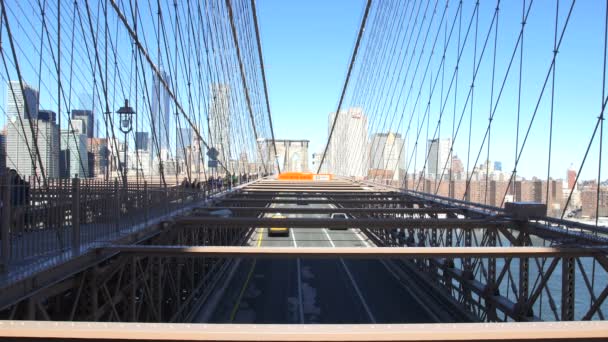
<box><xmin>0</xmin><ymin>0</ymin><xmax>607</xmax><ymax>341</ymax></box>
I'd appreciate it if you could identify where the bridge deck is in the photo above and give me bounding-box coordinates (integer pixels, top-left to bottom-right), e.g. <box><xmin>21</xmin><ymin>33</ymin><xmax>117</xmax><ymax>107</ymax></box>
<box><xmin>199</xmin><ymin>198</ymin><xmax>438</xmax><ymax>324</ymax></box>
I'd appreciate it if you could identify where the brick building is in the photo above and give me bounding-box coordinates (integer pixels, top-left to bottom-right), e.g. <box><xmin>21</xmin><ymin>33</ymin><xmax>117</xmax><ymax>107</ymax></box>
<box><xmin>581</xmin><ymin>186</ymin><xmax>608</xmax><ymax>218</ymax></box>
<box><xmin>404</xmin><ymin>174</ymin><xmax>564</xmax><ymax>217</ymax></box>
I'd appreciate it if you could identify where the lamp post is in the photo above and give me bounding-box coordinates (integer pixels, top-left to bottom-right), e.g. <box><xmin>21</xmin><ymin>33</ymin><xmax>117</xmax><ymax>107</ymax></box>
<box><xmin>117</xmin><ymin>99</ymin><xmax>135</xmax><ymax>185</ymax></box>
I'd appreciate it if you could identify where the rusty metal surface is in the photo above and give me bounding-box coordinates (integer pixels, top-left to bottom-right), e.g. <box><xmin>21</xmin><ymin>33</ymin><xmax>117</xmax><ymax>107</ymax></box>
<box><xmin>0</xmin><ymin>321</ymin><xmax>607</xmax><ymax>341</ymax></box>
<box><xmin>99</xmin><ymin>246</ymin><xmax>608</xmax><ymax>258</ymax></box>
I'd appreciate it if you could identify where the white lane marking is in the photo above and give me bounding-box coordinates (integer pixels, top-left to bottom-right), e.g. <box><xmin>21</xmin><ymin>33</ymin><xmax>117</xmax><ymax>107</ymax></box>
<box><xmin>323</xmin><ymin>228</ymin><xmax>376</xmax><ymax>323</ymax></box>
<box><xmin>290</xmin><ymin>228</ymin><xmax>298</xmax><ymax>248</ymax></box>
<box><xmin>322</xmin><ymin>229</ymin><xmax>336</xmax><ymax>248</ymax></box>
<box><xmin>353</xmin><ymin>229</ymin><xmax>372</xmax><ymax>248</ymax></box>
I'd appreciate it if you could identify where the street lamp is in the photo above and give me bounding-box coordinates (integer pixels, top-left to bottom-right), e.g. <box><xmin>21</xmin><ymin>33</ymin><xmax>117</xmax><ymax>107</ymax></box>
<box><xmin>117</xmin><ymin>99</ymin><xmax>135</xmax><ymax>184</ymax></box>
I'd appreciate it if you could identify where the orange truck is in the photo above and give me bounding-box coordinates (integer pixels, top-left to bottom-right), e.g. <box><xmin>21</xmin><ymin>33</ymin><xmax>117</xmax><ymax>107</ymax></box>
<box><xmin>277</xmin><ymin>172</ymin><xmax>333</xmax><ymax>181</ymax></box>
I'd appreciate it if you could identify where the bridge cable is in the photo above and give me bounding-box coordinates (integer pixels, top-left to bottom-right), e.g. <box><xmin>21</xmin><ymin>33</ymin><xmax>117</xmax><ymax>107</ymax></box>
<box><xmin>316</xmin><ymin>0</ymin><xmax>372</xmax><ymax>174</ymax></box>
<box><xmin>108</xmin><ymin>0</ymin><xmax>230</xmax><ymax>175</ymax></box>
<box><xmin>251</xmin><ymin>0</ymin><xmax>279</xmax><ymax>175</ymax></box>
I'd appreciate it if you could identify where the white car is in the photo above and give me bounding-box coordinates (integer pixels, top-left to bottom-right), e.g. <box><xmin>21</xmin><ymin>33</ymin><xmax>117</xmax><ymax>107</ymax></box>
<box><xmin>329</xmin><ymin>212</ymin><xmax>348</xmax><ymax>230</ymax></box>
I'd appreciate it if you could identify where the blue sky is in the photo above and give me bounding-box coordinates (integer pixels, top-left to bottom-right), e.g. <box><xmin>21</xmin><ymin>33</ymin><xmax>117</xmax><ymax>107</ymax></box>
<box><xmin>255</xmin><ymin>0</ymin><xmax>365</xmax><ymax>154</ymax></box>
<box><xmin>256</xmin><ymin>0</ymin><xmax>607</xmax><ymax>181</ymax></box>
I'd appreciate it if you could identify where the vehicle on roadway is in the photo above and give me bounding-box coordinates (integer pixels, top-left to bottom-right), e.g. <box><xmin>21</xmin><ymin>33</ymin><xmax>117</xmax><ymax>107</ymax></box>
<box><xmin>329</xmin><ymin>212</ymin><xmax>348</xmax><ymax>230</ymax></box>
<box><xmin>268</xmin><ymin>213</ymin><xmax>290</xmax><ymax>236</ymax></box>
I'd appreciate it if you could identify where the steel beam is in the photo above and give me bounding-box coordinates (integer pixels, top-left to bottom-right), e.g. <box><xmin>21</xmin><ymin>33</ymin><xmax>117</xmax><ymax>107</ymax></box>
<box><xmin>218</xmin><ymin>198</ymin><xmax>429</xmax><ymax>205</ymax></box>
<box><xmin>237</xmin><ymin>189</ymin><xmax>392</xmax><ymax>194</ymax></box>
<box><xmin>228</xmin><ymin>192</ymin><xmax>406</xmax><ymax>198</ymax></box>
<box><xmin>176</xmin><ymin>216</ymin><xmax>504</xmax><ymax>229</ymax></box>
<box><xmin>98</xmin><ymin>246</ymin><xmax>608</xmax><ymax>258</ymax></box>
<box><xmin>196</xmin><ymin>207</ymin><xmax>467</xmax><ymax>215</ymax></box>
<box><xmin>0</xmin><ymin>321</ymin><xmax>607</xmax><ymax>341</ymax></box>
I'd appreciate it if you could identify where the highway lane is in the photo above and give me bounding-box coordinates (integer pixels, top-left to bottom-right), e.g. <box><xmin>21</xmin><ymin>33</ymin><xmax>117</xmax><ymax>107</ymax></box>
<box><xmin>202</xmin><ymin>201</ymin><xmax>435</xmax><ymax>324</ymax></box>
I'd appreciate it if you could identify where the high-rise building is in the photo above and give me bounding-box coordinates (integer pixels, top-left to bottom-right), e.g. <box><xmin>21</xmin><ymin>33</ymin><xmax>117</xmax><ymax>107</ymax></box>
<box><xmin>369</xmin><ymin>132</ymin><xmax>405</xmax><ymax>181</ymax></box>
<box><xmin>88</xmin><ymin>138</ymin><xmax>109</xmax><ymax>178</ymax></box>
<box><xmin>70</xmin><ymin>118</ymin><xmax>87</xmax><ymax>136</ymax></box>
<box><xmin>5</xmin><ymin>81</ymin><xmax>40</xmax><ymax>178</ymax></box>
<box><xmin>61</xmin><ymin>130</ymin><xmax>89</xmax><ymax>178</ymax></box>
<box><xmin>71</xmin><ymin>109</ymin><xmax>94</xmax><ymax>139</ymax></box>
<box><xmin>6</xmin><ymin>106</ymin><xmax>59</xmax><ymax>179</ymax></box>
<box><xmin>36</xmin><ymin>110</ymin><xmax>60</xmax><ymax>179</ymax></box>
<box><xmin>0</xmin><ymin>133</ymin><xmax>6</xmax><ymax>173</ymax></box>
<box><xmin>327</xmin><ymin>108</ymin><xmax>368</xmax><ymax>178</ymax></box>
<box><xmin>209</xmin><ymin>84</ymin><xmax>231</xmax><ymax>168</ymax></box>
<box><xmin>150</xmin><ymin>70</ymin><xmax>171</xmax><ymax>168</ymax></box>
<box><xmin>494</xmin><ymin>161</ymin><xmax>502</xmax><ymax>172</ymax></box>
<box><xmin>128</xmin><ymin>149</ymin><xmax>152</xmax><ymax>177</ymax></box>
<box><xmin>427</xmin><ymin>138</ymin><xmax>452</xmax><ymax>180</ymax></box>
<box><xmin>135</xmin><ymin>132</ymin><xmax>149</xmax><ymax>151</ymax></box>
<box><xmin>107</xmin><ymin>137</ymin><xmax>124</xmax><ymax>176</ymax></box>
<box><xmin>7</xmin><ymin>80</ymin><xmax>38</xmax><ymax>120</ymax></box>
<box><xmin>176</xmin><ymin>127</ymin><xmax>193</xmax><ymax>160</ymax></box>
<box><xmin>37</xmin><ymin>110</ymin><xmax>56</xmax><ymax>123</ymax></box>
<box><xmin>6</xmin><ymin>118</ymin><xmax>35</xmax><ymax>177</ymax></box>
<box><xmin>567</xmin><ymin>165</ymin><xmax>577</xmax><ymax>190</ymax></box>
<box><xmin>452</xmin><ymin>154</ymin><xmax>465</xmax><ymax>180</ymax></box>
<box><xmin>191</xmin><ymin>134</ymin><xmax>203</xmax><ymax>176</ymax></box>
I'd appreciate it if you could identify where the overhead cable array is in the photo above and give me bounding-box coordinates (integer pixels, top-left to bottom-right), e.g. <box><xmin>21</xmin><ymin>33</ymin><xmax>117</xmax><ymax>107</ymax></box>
<box><xmin>0</xmin><ymin>0</ymin><xmax>278</xmax><ymax>186</ymax></box>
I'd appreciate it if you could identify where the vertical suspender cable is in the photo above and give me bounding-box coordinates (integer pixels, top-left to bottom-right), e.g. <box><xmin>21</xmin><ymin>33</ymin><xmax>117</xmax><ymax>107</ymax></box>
<box><xmin>224</xmin><ymin>0</ymin><xmax>267</xmax><ymax>176</ymax></box>
<box><xmin>250</xmin><ymin>0</ymin><xmax>279</xmax><ymax>175</ymax></box>
<box><xmin>317</xmin><ymin>0</ymin><xmax>372</xmax><ymax>174</ymax></box>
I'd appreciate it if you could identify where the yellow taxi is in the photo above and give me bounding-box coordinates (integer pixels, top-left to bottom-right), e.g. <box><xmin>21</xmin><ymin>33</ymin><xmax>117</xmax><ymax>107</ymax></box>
<box><xmin>268</xmin><ymin>213</ymin><xmax>289</xmax><ymax>236</ymax></box>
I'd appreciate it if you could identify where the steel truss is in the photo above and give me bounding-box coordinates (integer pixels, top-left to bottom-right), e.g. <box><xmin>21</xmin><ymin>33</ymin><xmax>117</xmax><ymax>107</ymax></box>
<box><xmin>0</xmin><ymin>225</ymin><xmax>250</xmax><ymax>321</ymax></box>
<box><xmin>1</xmin><ymin>178</ymin><xmax>607</xmax><ymax>326</ymax></box>
<box><xmin>321</xmin><ymin>190</ymin><xmax>608</xmax><ymax>322</ymax></box>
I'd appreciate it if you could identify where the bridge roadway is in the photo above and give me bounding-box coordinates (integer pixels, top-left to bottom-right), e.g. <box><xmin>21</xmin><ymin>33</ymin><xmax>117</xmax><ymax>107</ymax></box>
<box><xmin>199</xmin><ymin>200</ymin><xmax>436</xmax><ymax>324</ymax></box>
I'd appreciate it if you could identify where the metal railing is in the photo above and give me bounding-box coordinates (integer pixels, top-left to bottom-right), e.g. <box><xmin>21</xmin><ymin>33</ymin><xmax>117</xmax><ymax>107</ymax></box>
<box><xmin>0</xmin><ymin>174</ymin><xmax>257</xmax><ymax>275</ymax></box>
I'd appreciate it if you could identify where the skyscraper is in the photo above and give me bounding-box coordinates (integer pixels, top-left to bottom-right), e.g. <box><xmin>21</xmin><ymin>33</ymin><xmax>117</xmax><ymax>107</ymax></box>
<box><xmin>427</xmin><ymin>138</ymin><xmax>452</xmax><ymax>180</ymax></box>
<box><xmin>4</xmin><ymin>82</ymin><xmax>62</xmax><ymax>178</ymax></box>
<box><xmin>209</xmin><ymin>84</ymin><xmax>231</xmax><ymax>168</ymax></box>
<box><xmin>135</xmin><ymin>132</ymin><xmax>149</xmax><ymax>151</ymax></box>
<box><xmin>36</xmin><ymin>110</ymin><xmax>60</xmax><ymax>179</ymax></box>
<box><xmin>369</xmin><ymin>132</ymin><xmax>405</xmax><ymax>181</ymax></box>
<box><xmin>567</xmin><ymin>165</ymin><xmax>577</xmax><ymax>190</ymax></box>
<box><xmin>6</xmin><ymin>112</ymin><xmax>60</xmax><ymax>179</ymax></box>
<box><xmin>7</xmin><ymin>80</ymin><xmax>38</xmax><ymax>120</ymax></box>
<box><xmin>71</xmin><ymin>109</ymin><xmax>94</xmax><ymax>139</ymax></box>
<box><xmin>0</xmin><ymin>134</ymin><xmax>6</xmax><ymax>173</ymax></box>
<box><xmin>61</xmin><ymin>129</ymin><xmax>89</xmax><ymax>178</ymax></box>
<box><xmin>327</xmin><ymin>107</ymin><xmax>368</xmax><ymax>178</ymax></box>
<box><xmin>176</xmin><ymin>127</ymin><xmax>193</xmax><ymax>160</ymax></box>
<box><xmin>7</xmin><ymin>118</ymin><xmax>35</xmax><ymax>177</ymax></box>
<box><xmin>88</xmin><ymin>138</ymin><xmax>109</xmax><ymax>177</ymax></box>
<box><xmin>150</xmin><ymin>70</ymin><xmax>171</xmax><ymax>168</ymax></box>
